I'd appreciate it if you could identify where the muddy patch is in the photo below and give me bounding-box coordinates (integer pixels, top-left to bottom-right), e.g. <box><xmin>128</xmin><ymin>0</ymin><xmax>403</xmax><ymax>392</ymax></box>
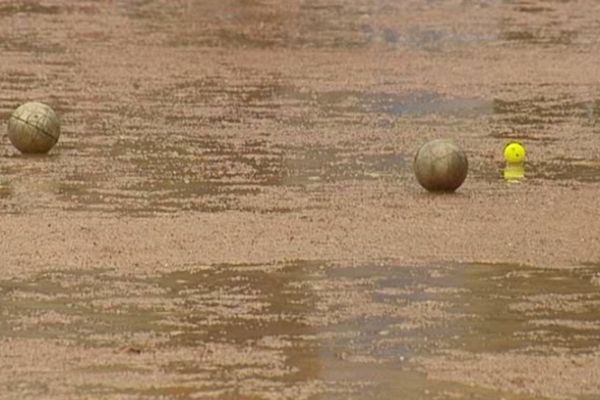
<box><xmin>1</xmin><ymin>262</ymin><xmax>599</xmax><ymax>398</ymax></box>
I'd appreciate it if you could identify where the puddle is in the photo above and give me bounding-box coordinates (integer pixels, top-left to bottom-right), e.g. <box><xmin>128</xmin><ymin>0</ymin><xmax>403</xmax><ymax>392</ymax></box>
<box><xmin>123</xmin><ymin>0</ymin><xmax>373</xmax><ymax>49</ymax></box>
<box><xmin>0</xmin><ymin>64</ymin><xmax>494</xmax><ymax>215</ymax></box>
<box><xmin>363</xmin><ymin>92</ymin><xmax>491</xmax><ymax>117</ymax></box>
<box><xmin>153</xmin><ymin>77</ymin><xmax>490</xmax><ymax>123</ymax></box>
<box><xmin>115</xmin><ymin>0</ymin><xmax>498</xmax><ymax>50</ymax></box>
<box><xmin>0</xmin><ymin>262</ymin><xmax>598</xmax><ymax>398</ymax></box>
<box><xmin>0</xmin><ymin>3</ymin><xmax>61</xmax><ymax>16</ymax></box>
<box><xmin>280</xmin><ymin>147</ymin><xmax>407</xmax><ymax>187</ymax></box>
<box><xmin>0</xmin><ymin>139</ymin><xmax>407</xmax><ymax>214</ymax></box>
<box><xmin>530</xmin><ymin>159</ymin><xmax>600</xmax><ymax>183</ymax></box>
<box><xmin>4</xmin><ymin>71</ymin><xmax>484</xmax><ymax>214</ymax></box>
<box><xmin>58</xmin><ymin>142</ymin><xmax>407</xmax><ymax>213</ymax></box>
<box><xmin>491</xmin><ymin>95</ymin><xmax>594</xmax><ymax>128</ymax></box>
<box><xmin>500</xmin><ymin>28</ymin><xmax>576</xmax><ymax>46</ymax></box>
<box><xmin>498</xmin><ymin>1</ymin><xmax>584</xmax><ymax>46</ymax></box>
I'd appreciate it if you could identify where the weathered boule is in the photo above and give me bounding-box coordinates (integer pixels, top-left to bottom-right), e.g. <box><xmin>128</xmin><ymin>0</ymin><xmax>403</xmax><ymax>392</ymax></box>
<box><xmin>413</xmin><ymin>139</ymin><xmax>468</xmax><ymax>192</ymax></box>
<box><xmin>7</xmin><ymin>102</ymin><xmax>60</xmax><ymax>154</ymax></box>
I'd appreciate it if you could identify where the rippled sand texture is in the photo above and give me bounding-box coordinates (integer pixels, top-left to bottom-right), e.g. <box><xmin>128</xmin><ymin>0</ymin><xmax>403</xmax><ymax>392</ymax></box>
<box><xmin>0</xmin><ymin>1</ymin><xmax>600</xmax><ymax>399</ymax></box>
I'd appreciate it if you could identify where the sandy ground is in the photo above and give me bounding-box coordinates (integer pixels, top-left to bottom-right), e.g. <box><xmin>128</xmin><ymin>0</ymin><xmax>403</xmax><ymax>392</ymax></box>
<box><xmin>0</xmin><ymin>0</ymin><xmax>600</xmax><ymax>399</ymax></box>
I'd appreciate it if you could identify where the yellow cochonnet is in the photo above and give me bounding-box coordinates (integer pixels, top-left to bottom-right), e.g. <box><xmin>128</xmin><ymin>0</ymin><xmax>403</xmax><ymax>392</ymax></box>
<box><xmin>503</xmin><ymin>142</ymin><xmax>525</xmax><ymax>181</ymax></box>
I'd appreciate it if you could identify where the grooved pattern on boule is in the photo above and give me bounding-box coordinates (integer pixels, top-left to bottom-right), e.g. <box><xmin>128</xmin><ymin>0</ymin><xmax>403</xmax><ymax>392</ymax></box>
<box><xmin>413</xmin><ymin>139</ymin><xmax>468</xmax><ymax>192</ymax></box>
<box><xmin>7</xmin><ymin>102</ymin><xmax>60</xmax><ymax>154</ymax></box>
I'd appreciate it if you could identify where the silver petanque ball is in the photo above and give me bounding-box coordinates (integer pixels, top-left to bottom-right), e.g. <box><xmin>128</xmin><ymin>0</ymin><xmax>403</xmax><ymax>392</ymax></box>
<box><xmin>413</xmin><ymin>139</ymin><xmax>468</xmax><ymax>192</ymax></box>
<box><xmin>7</xmin><ymin>102</ymin><xmax>60</xmax><ymax>154</ymax></box>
